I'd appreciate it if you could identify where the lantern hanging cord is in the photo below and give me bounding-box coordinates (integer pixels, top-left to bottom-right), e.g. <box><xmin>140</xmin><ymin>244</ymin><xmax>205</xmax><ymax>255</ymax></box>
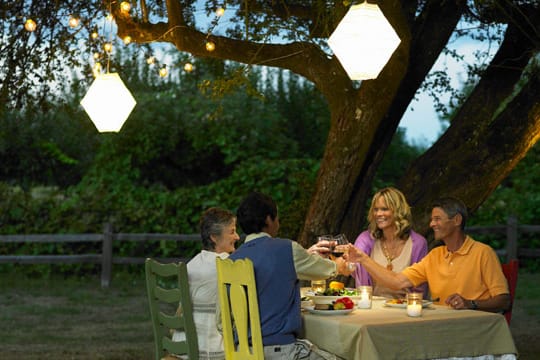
<box><xmin>106</xmin><ymin>0</ymin><xmax>114</xmax><ymax>73</ymax></box>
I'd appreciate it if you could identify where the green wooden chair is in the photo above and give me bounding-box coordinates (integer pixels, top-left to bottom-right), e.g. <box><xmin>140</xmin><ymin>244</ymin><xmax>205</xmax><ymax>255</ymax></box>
<box><xmin>216</xmin><ymin>257</ymin><xmax>264</xmax><ymax>360</ymax></box>
<box><xmin>145</xmin><ymin>258</ymin><xmax>199</xmax><ymax>360</ymax></box>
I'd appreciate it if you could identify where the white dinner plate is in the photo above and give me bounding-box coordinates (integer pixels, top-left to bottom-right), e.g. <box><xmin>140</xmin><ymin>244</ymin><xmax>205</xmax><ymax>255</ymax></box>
<box><xmin>307</xmin><ymin>308</ymin><xmax>354</xmax><ymax>316</ymax></box>
<box><xmin>384</xmin><ymin>300</ymin><xmax>433</xmax><ymax>308</ymax></box>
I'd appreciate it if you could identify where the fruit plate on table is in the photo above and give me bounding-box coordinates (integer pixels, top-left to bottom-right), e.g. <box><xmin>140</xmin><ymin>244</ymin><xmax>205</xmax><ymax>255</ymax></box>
<box><xmin>307</xmin><ymin>308</ymin><xmax>354</xmax><ymax>316</ymax></box>
<box><xmin>384</xmin><ymin>299</ymin><xmax>433</xmax><ymax>308</ymax></box>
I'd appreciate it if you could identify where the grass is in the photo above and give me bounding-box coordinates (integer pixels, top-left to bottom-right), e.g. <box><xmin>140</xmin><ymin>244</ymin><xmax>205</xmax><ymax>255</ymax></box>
<box><xmin>0</xmin><ymin>270</ymin><xmax>538</xmax><ymax>359</ymax></box>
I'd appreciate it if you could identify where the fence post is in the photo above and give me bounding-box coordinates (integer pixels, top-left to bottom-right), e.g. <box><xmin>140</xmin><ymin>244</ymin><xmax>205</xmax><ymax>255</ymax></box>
<box><xmin>101</xmin><ymin>222</ymin><xmax>113</xmax><ymax>288</ymax></box>
<box><xmin>506</xmin><ymin>216</ymin><xmax>518</xmax><ymax>261</ymax></box>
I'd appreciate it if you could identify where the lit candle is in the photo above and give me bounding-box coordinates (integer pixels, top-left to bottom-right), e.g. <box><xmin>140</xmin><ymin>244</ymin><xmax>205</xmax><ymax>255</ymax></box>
<box><xmin>356</xmin><ymin>285</ymin><xmax>372</xmax><ymax>309</ymax></box>
<box><xmin>407</xmin><ymin>301</ymin><xmax>422</xmax><ymax>317</ymax></box>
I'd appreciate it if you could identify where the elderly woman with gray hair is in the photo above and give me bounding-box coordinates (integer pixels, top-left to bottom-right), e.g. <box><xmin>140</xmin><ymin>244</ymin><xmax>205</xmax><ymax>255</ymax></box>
<box><xmin>172</xmin><ymin>207</ymin><xmax>240</xmax><ymax>360</ymax></box>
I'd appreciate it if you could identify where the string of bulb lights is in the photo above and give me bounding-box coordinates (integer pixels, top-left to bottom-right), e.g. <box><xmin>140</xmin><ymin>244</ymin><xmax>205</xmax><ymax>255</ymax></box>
<box><xmin>20</xmin><ymin>0</ymin><xmax>401</xmax><ymax>132</ymax></box>
<box><xmin>23</xmin><ymin>1</ymin><xmax>228</xmax><ymax>78</ymax></box>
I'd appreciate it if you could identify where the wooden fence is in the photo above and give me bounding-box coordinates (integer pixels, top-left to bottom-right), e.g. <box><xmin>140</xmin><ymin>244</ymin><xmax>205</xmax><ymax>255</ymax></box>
<box><xmin>1</xmin><ymin>217</ymin><xmax>539</xmax><ymax>288</ymax></box>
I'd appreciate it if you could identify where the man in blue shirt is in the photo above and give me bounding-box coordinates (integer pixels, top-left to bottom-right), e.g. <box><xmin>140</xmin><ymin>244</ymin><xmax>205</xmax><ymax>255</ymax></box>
<box><xmin>230</xmin><ymin>191</ymin><xmax>350</xmax><ymax>359</ymax></box>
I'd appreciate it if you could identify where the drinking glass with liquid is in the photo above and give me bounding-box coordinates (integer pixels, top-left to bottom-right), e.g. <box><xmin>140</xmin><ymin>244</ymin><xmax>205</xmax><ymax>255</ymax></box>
<box><xmin>331</xmin><ymin>234</ymin><xmax>349</xmax><ymax>258</ymax></box>
<box><xmin>311</xmin><ymin>279</ymin><xmax>326</xmax><ymax>294</ymax></box>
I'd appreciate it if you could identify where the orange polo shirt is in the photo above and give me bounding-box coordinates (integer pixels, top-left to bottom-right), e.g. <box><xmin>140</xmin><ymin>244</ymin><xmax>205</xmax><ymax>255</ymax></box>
<box><xmin>402</xmin><ymin>236</ymin><xmax>509</xmax><ymax>304</ymax></box>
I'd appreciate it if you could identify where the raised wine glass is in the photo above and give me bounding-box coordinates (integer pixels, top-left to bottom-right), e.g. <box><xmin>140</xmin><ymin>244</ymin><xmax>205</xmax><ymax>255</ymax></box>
<box><xmin>332</xmin><ymin>234</ymin><xmax>357</xmax><ymax>272</ymax></box>
<box><xmin>331</xmin><ymin>234</ymin><xmax>349</xmax><ymax>258</ymax></box>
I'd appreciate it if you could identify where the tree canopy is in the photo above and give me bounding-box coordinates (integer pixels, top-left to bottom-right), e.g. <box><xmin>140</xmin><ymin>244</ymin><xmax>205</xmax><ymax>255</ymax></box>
<box><xmin>1</xmin><ymin>0</ymin><xmax>539</xmax><ymax>246</ymax></box>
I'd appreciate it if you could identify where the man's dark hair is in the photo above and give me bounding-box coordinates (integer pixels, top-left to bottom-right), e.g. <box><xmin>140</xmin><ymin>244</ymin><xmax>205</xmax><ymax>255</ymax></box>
<box><xmin>432</xmin><ymin>197</ymin><xmax>468</xmax><ymax>230</ymax></box>
<box><xmin>236</xmin><ymin>191</ymin><xmax>278</xmax><ymax>234</ymax></box>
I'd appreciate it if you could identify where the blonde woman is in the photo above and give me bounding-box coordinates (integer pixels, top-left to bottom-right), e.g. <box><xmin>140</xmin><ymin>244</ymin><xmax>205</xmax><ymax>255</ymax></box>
<box><xmin>352</xmin><ymin>187</ymin><xmax>428</xmax><ymax>298</ymax></box>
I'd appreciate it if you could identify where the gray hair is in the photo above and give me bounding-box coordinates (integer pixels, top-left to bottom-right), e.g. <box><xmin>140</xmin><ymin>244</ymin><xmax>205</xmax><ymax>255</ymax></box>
<box><xmin>200</xmin><ymin>207</ymin><xmax>236</xmax><ymax>250</ymax></box>
<box><xmin>432</xmin><ymin>197</ymin><xmax>468</xmax><ymax>230</ymax></box>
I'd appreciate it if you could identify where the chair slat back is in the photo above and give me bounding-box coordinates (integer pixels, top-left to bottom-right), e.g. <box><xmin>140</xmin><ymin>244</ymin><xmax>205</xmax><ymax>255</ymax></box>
<box><xmin>501</xmin><ymin>259</ymin><xmax>519</xmax><ymax>325</ymax></box>
<box><xmin>145</xmin><ymin>258</ymin><xmax>199</xmax><ymax>359</ymax></box>
<box><xmin>216</xmin><ymin>258</ymin><xmax>264</xmax><ymax>360</ymax></box>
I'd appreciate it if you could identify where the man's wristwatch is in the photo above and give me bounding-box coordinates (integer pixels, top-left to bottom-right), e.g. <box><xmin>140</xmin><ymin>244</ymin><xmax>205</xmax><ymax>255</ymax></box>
<box><xmin>470</xmin><ymin>300</ymin><xmax>479</xmax><ymax>310</ymax></box>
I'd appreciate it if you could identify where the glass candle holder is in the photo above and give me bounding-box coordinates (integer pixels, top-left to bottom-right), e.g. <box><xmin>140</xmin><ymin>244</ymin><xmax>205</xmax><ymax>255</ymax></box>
<box><xmin>356</xmin><ymin>285</ymin><xmax>372</xmax><ymax>309</ymax></box>
<box><xmin>311</xmin><ymin>279</ymin><xmax>326</xmax><ymax>294</ymax></box>
<box><xmin>406</xmin><ymin>292</ymin><xmax>423</xmax><ymax>317</ymax></box>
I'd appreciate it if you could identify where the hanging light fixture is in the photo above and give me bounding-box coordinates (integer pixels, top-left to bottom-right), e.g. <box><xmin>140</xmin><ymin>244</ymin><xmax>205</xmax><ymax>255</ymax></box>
<box><xmin>81</xmin><ymin>73</ymin><xmax>136</xmax><ymax>132</ymax></box>
<box><xmin>80</xmin><ymin>8</ymin><xmax>137</xmax><ymax>132</ymax></box>
<box><xmin>328</xmin><ymin>1</ymin><xmax>401</xmax><ymax>80</ymax></box>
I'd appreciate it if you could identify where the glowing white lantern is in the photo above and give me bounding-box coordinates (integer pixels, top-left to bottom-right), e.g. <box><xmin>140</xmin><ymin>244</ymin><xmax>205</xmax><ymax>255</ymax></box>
<box><xmin>81</xmin><ymin>73</ymin><xmax>136</xmax><ymax>132</ymax></box>
<box><xmin>328</xmin><ymin>2</ymin><xmax>401</xmax><ymax>80</ymax></box>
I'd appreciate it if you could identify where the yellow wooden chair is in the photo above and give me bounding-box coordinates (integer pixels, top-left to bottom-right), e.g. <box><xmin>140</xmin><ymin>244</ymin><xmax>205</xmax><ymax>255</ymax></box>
<box><xmin>216</xmin><ymin>257</ymin><xmax>264</xmax><ymax>360</ymax></box>
<box><xmin>145</xmin><ymin>258</ymin><xmax>199</xmax><ymax>360</ymax></box>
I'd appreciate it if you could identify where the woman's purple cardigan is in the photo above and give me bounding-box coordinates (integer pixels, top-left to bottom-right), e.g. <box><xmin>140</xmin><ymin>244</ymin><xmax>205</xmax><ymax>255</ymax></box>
<box><xmin>352</xmin><ymin>230</ymin><xmax>429</xmax><ymax>296</ymax></box>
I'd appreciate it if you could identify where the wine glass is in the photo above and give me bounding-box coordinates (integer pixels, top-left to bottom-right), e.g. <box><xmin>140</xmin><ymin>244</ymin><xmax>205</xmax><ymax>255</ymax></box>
<box><xmin>331</xmin><ymin>234</ymin><xmax>349</xmax><ymax>258</ymax></box>
<box><xmin>332</xmin><ymin>234</ymin><xmax>357</xmax><ymax>272</ymax></box>
<box><xmin>316</xmin><ymin>234</ymin><xmax>333</xmax><ymax>258</ymax></box>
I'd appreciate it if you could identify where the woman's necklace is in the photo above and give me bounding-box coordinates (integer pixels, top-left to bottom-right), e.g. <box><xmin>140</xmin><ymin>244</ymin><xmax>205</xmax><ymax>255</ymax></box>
<box><xmin>381</xmin><ymin>242</ymin><xmax>394</xmax><ymax>270</ymax></box>
<box><xmin>381</xmin><ymin>239</ymin><xmax>403</xmax><ymax>271</ymax></box>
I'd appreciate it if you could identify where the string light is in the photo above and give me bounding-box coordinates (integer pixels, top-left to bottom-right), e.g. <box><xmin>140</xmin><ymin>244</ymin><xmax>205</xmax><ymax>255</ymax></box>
<box><xmin>205</xmin><ymin>41</ymin><xmax>216</xmax><ymax>52</ymax></box>
<box><xmin>91</xmin><ymin>31</ymin><xmax>99</xmax><ymax>39</ymax></box>
<box><xmin>159</xmin><ymin>66</ymin><xmax>168</xmax><ymax>77</ymax></box>
<box><xmin>184</xmin><ymin>62</ymin><xmax>194</xmax><ymax>72</ymax></box>
<box><xmin>24</xmin><ymin>18</ymin><xmax>37</xmax><ymax>32</ymax></box>
<box><xmin>146</xmin><ymin>56</ymin><xmax>155</xmax><ymax>65</ymax></box>
<box><xmin>120</xmin><ymin>1</ymin><xmax>132</xmax><ymax>13</ymax></box>
<box><xmin>92</xmin><ymin>62</ymin><xmax>102</xmax><ymax>77</ymax></box>
<box><xmin>104</xmin><ymin>42</ymin><xmax>113</xmax><ymax>52</ymax></box>
<box><xmin>201</xmin><ymin>5</ymin><xmax>226</xmax><ymax>53</ymax></box>
<box><xmin>123</xmin><ymin>35</ymin><xmax>132</xmax><ymax>44</ymax></box>
<box><xmin>68</xmin><ymin>14</ymin><xmax>80</xmax><ymax>28</ymax></box>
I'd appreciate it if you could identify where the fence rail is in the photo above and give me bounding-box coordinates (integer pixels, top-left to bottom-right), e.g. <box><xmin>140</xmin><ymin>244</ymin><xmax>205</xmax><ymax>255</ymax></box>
<box><xmin>466</xmin><ymin>216</ymin><xmax>540</xmax><ymax>260</ymax></box>
<box><xmin>1</xmin><ymin>217</ymin><xmax>539</xmax><ymax>287</ymax></box>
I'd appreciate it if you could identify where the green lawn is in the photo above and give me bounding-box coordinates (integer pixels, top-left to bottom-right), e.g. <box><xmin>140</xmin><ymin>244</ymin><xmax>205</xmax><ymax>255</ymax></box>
<box><xmin>0</xmin><ymin>270</ymin><xmax>538</xmax><ymax>359</ymax></box>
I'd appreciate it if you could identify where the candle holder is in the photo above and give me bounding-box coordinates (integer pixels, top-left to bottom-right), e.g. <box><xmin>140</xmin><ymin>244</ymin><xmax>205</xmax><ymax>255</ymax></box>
<box><xmin>356</xmin><ymin>285</ymin><xmax>372</xmax><ymax>309</ymax></box>
<box><xmin>406</xmin><ymin>292</ymin><xmax>423</xmax><ymax>317</ymax></box>
<box><xmin>311</xmin><ymin>279</ymin><xmax>326</xmax><ymax>294</ymax></box>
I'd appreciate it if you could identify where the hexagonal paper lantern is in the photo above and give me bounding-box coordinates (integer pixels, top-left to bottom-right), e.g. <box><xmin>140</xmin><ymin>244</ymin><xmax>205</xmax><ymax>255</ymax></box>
<box><xmin>328</xmin><ymin>2</ymin><xmax>401</xmax><ymax>80</ymax></box>
<box><xmin>81</xmin><ymin>73</ymin><xmax>136</xmax><ymax>132</ymax></box>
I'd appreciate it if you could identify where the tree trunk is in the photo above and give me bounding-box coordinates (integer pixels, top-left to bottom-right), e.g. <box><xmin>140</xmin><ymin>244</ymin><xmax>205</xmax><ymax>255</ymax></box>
<box><xmin>399</xmin><ymin>18</ymin><xmax>540</xmax><ymax>239</ymax></box>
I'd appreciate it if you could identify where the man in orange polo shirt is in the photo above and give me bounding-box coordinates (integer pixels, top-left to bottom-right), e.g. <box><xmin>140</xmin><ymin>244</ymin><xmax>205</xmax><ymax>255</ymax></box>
<box><xmin>348</xmin><ymin>197</ymin><xmax>510</xmax><ymax>312</ymax></box>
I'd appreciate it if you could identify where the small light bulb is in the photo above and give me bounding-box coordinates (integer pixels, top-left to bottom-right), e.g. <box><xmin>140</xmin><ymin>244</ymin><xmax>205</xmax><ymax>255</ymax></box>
<box><xmin>205</xmin><ymin>41</ymin><xmax>215</xmax><ymax>52</ymax></box>
<box><xmin>146</xmin><ymin>56</ymin><xmax>155</xmax><ymax>65</ymax></box>
<box><xmin>216</xmin><ymin>7</ymin><xmax>225</xmax><ymax>17</ymax></box>
<box><xmin>123</xmin><ymin>36</ymin><xmax>132</xmax><ymax>44</ymax></box>
<box><xmin>24</xmin><ymin>19</ymin><xmax>37</xmax><ymax>32</ymax></box>
<box><xmin>91</xmin><ymin>31</ymin><xmax>99</xmax><ymax>39</ymax></box>
<box><xmin>106</xmin><ymin>13</ymin><xmax>113</xmax><ymax>21</ymax></box>
<box><xmin>93</xmin><ymin>52</ymin><xmax>100</xmax><ymax>59</ymax></box>
<box><xmin>93</xmin><ymin>62</ymin><xmax>102</xmax><ymax>77</ymax></box>
<box><xmin>159</xmin><ymin>67</ymin><xmax>168</xmax><ymax>77</ymax></box>
<box><xmin>68</xmin><ymin>15</ymin><xmax>80</xmax><ymax>28</ymax></box>
<box><xmin>104</xmin><ymin>43</ymin><xmax>113</xmax><ymax>52</ymax></box>
<box><xmin>120</xmin><ymin>1</ymin><xmax>131</xmax><ymax>13</ymax></box>
<box><xmin>184</xmin><ymin>63</ymin><xmax>193</xmax><ymax>72</ymax></box>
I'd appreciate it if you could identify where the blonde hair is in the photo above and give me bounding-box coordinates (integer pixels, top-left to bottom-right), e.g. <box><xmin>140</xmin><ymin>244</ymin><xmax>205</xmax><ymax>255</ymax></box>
<box><xmin>367</xmin><ymin>187</ymin><xmax>412</xmax><ymax>240</ymax></box>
